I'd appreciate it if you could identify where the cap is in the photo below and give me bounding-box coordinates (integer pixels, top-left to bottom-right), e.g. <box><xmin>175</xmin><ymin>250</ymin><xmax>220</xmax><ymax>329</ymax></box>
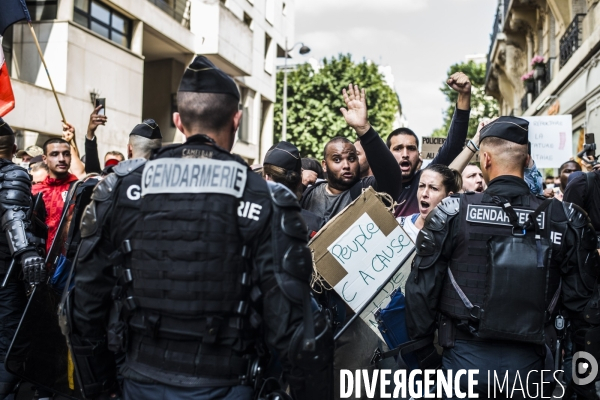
<box><xmin>0</xmin><ymin>118</ymin><xmax>14</xmax><ymax>137</ymax></box>
<box><xmin>480</xmin><ymin>116</ymin><xmax>528</xmax><ymax>145</ymax></box>
<box><xmin>16</xmin><ymin>145</ymin><xmax>43</xmax><ymax>158</ymax></box>
<box><xmin>130</xmin><ymin>119</ymin><xmax>162</xmax><ymax>140</ymax></box>
<box><xmin>264</xmin><ymin>141</ymin><xmax>302</xmax><ymax>173</ymax></box>
<box><xmin>105</xmin><ymin>158</ymin><xmax>120</xmax><ymax>168</ymax></box>
<box><xmin>178</xmin><ymin>56</ymin><xmax>240</xmax><ymax>101</ymax></box>
<box><xmin>29</xmin><ymin>155</ymin><xmax>44</xmax><ymax>164</ymax></box>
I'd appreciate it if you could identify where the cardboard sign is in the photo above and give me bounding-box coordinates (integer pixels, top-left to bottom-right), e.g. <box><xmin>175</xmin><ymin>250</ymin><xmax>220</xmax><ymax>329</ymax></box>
<box><xmin>359</xmin><ymin>250</ymin><xmax>415</xmax><ymax>340</ymax></box>
<box><xmin>310</xmin><ymin>187</ymin><xmax>415</xmax><ymax>313</ymax></box>
<box><xmin>421</xmin><ymin>137</ymin><xmax>446</xmax><ymax>160</ymax></box>
<box><xmin>422</xmin><ymin>136</ymin><xmax>479</xmax><ymax>162</ymax></box>
<box><xmin>521</xmin><ymin>115</ymin><xmax>573</xmax><ymax>168</ymax></box>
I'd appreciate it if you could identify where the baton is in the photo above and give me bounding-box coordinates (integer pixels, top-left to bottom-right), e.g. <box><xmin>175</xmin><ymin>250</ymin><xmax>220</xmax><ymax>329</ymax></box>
<box><xmin>1</xmin><ymin>260</ymin><xmax>15</xmax><ymax>288</ymax></box>
<box><xmin>333</xmin><ymin>247</ymin><xmax>415</xmax><ymax>341</ymax></box>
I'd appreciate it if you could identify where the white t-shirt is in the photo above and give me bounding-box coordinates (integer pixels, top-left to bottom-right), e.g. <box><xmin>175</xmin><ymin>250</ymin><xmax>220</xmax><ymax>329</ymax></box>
<box><xmin>397</xmin><ymin>213</ymin><xmax>420</xmax><ymax>244</ymax></box>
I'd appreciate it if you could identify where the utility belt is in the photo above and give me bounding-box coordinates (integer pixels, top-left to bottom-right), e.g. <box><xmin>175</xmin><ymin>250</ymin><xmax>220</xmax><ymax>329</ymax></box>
<box><xmin>126</xmin><ymin>332</ymin><xmax>260</xmax><ymax>386</ymax></box>
<box><xmin>107</xmin><ymin>240</ymin><xmax>266</xmax><ymax>387</ymax></box>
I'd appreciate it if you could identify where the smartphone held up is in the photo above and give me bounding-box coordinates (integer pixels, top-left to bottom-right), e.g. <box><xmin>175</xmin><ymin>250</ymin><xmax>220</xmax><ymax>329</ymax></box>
<box><xmin>95</xmin><ymin>98</ymin><xmax>106</xmax><ymax>116</ymax></box>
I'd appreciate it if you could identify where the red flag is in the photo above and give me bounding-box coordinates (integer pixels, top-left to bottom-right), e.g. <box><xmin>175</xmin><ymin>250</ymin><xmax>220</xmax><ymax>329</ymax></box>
<box><xmin>0</xmin><ymin>39</ymin><xmax>14</xmax><ymax>117</ymax></box>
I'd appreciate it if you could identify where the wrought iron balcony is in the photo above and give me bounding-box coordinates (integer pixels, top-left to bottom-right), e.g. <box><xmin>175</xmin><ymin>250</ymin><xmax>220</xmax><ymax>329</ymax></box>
<box><xmin>560</xmin><ymin>14</ymin><xmax>585</xmax><ymax>68</ymax></box>
<box><xmin>486</xmin><ymin>3</ymin><xmax>504</xmax><ymax>81</ymax></box>
<box><xmin>147</xmin><ymin>0</ymin><xmax>189</xmax><ymax>27</ymax></box>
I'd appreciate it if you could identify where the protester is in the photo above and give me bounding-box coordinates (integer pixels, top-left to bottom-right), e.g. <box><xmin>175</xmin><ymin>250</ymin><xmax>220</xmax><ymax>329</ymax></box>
<box><xmin>263</xmin><ymin>142</ymin><xmax>324</xmax><ymax>238</ymax></box>
<box><xmin>29</xmin><ymin>155</ymin><xmax>48</xmax><ymax>184</ymax></box>
<box><xmin>301</xmin><ymin>85</ymin><xmax>402</xmax><ymax>222</ymax></box>
<box><xmin>555</xmin><ymin>160</ymin><xmax>582</xmax><ymax>201</ymax></box>
<box><xmin>301</xmin><ymin>157</ymin><xmax>324</xmax><ymax>189</ymax></box>
<box><xmin>33</xmin><ymin>138</ymin><xmax>78</xmax><ymax>252</ymax></box>
<box><xmin>545</xmin><ymin>175</ymin><xmax>554</xmax><ymax>186</ymax></box>
<box><xmin>104</xmin><ymin>150</ymin><xmax>124</xmax><ymax>166</ymax></box>
<box><xmin>61</xmin><ymin>123</ymin><xmax>87</xmax><ymax>179</ymax></box>
<box><xmin>300</xmin><ymin>84</ymin><xmax>402</xmax><ymax>400</ymax></box>
<box><xmin>397</xmin><ymin>164</ymin><xmax>462</xmax><ymax>242</ymax></box>
<box><xmin>83</xmin><ymin>105</ymin><xmax>106</xmax><ymax>174</ymax></box>
<box><xmin>405</xmin><ymin>116</ymin><xmax>599</xmax><ymax>399</ymax></box>
<box><xmin>391</xmin><ymin>72</ymin><xmax>471</xmax><ymax>217</ymax></box>
<box><xmin>15</xmin><ymin>145</ymin><xmax>43</xmax><ymax>166</ymax></box>
<box><xmin>301</xmin><ymin>157</ymin><xmax>324</xmax><ymax>179</ymax></box>
<box><xmin>354</xmin><ymin>139</ymin><xmax>372</xmax><ymax>178</ymax></box>
<box><xmin>461</xmin><ymin>164</ymin><xmax>485</xmax><ymax>192</ymax></box>
<box><xmin>524</xmin><ymin>157</ymin><xmax>546</xmax><ymax>196</ymax></box>
<box><xmin>70</xmin><ymin>56</ymin><xmax>333</xmax><ymax>400</ymax></box>
<box><xmin>446</xmin><ymin>121</ymin><xmax>484</xmax><ymax>193</ymax></box>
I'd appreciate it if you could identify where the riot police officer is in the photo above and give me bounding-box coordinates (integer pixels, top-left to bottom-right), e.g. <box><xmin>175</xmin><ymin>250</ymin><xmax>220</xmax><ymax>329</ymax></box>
<box><xmin>0</xmin><ymin>118</ymin><xmax>46</xmax><ymax>398</ymax></box>
<box><xmin>405</xmin><ymin>116</ymin><xmax>599</xmax><ymax>398</ymax></box>
<box><xmin>68</xmin><ymin>56</ymin><xmax>332</xmax><ymax>400</ymax></box>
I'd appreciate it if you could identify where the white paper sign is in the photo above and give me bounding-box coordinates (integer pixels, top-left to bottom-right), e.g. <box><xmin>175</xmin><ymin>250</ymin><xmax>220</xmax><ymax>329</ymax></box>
<box><xmin>327</xmin><ymin>213</ymin><xmax>414</xmax><ymax>312</ymax></box>
<box><xmin>521</xmin><ymin>115</ymin><xmax>573</xmax><ymax>168</ymax></box>
<box><xmin>359</xmin><ymin>251</ymin><xmax>415</xmax><ymax>340</ymax></box>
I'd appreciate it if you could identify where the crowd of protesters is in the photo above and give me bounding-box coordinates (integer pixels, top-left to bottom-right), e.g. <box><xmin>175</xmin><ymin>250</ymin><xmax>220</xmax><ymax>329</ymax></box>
<box><xmin>3</xmin><ymin>67</ymin><xmax>599</xmax><ymax>400</ymax></box>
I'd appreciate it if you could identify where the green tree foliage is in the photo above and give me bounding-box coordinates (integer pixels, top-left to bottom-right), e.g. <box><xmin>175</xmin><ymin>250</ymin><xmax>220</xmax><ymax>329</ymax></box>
<box><xmin>432</xmin><ymin>60</ymin><xmax>499</xmax><ymax>138</ymax></box>
<box><xmin>274</xmin><ymin>54</ymin><xmax>400</xmax><ymax>159</ymax></box>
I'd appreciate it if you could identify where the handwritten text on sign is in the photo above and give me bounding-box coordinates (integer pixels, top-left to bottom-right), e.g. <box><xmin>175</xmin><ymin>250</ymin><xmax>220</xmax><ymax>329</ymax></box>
<box><xmin>521</xmin><ymin>115</ymin><xmax>572</xmax><ymax>169</ymax></box>
<box><xmin>327</xmin><ymin>213</ymin><xmax>413</xmax><ymax>312</ymax></box>
<box><xmin>359</xmin><ymin>251</ymin><xmax>415</xmax><ymax>341</ymax></box>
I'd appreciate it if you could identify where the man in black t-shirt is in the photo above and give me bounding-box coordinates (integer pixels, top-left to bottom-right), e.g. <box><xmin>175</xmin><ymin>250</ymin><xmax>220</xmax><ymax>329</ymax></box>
<box><xmin>301</xmin><ymin>84</ymin><xmax>402</xmax><ymax>223</ymax></box>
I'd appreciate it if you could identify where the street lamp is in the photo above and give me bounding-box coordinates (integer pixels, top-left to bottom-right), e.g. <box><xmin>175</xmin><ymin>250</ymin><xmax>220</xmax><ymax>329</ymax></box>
<box><xmin>282</xmin><ymin>39</ymin><xmax>310</xmax><ymax>142</ymax></box>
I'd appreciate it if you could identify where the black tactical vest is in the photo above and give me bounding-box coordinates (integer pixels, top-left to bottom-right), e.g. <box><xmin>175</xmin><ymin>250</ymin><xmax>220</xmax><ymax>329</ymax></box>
<box><xmin>439</xmin><ymin>192</ymin><xmax>562</xmax><ymax>343</ymax></box>
<box><xmin>124</xmin><ymin>141</ymin><xmax>256</xmax><ymax>386</ymax></box>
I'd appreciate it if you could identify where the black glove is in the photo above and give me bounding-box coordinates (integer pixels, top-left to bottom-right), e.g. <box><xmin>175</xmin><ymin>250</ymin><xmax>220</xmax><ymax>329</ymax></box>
<box><xmin>21</xmin><ymin>251</ymin><xmax>46</xmax><ymax>284</ymax></box>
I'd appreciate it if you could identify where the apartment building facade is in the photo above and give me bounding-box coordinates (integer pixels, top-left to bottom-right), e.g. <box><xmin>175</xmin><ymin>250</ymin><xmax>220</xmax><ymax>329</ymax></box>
<box><xmin>3</xmin><ymin>0</ymin><xmax>294</xmax><ymax>164</ymax></box>
<box><xmin>485</xmin><ymin>0</ymin><xmax>600</xmax><ymax>156</ymax></box>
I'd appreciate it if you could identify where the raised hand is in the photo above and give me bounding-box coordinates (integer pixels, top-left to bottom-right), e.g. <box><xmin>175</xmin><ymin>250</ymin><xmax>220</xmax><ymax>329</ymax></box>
<box><xmin>447</xmin><ymin>72</ymin><xmax>472</xmax><ymax>111</ymax></box>
<box><xmin>87</xmin><ymin>105</ymin><xmax>107</xmax><ymax>139</ymax></box>
<box><xmin>447</xmin><ymin>72</ymin><xmax>471</xmax><ymax>94</ymax></box>
<box><xmin>62</xmin><ymin>122</ymin><xmax>75</xmax><ymax>143</ymax></box>
<box><xmin>340</xmin><ymin>84</ymin><xmax>371</xmax><ymax>136</ymax></box>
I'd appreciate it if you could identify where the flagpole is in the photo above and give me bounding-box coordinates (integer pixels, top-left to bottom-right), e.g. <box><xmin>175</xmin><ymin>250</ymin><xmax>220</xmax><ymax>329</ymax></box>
<box><xmin>27</xmin><ymin>22</ymin><xmax>66</xmax><ymax>124</ymax></box>
<box><xmin>27</xmin><ymin>22</ymin><xmax>79</xmax><ymax>152</ymax></box>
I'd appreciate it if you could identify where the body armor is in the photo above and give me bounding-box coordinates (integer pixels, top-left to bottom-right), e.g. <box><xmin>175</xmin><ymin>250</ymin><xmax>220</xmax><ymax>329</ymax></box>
<box><xmin>70</xmin><ymin>137</ymin><xmax>332</xmax><ymax>399</ymax></box>
<box><xmin>435</xmin><ymin>193</ymin><xmax>563</xmax><ymax>344</ymax></box>
<box><xmin>121</xmin><ymin>140</ymin><xmax>266</xmax><ymax>386</ymax></box>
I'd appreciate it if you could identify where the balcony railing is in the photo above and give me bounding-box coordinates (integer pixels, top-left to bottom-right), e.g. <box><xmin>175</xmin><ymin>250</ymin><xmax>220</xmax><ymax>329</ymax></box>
<box><xmin>486</xmin><ymin>2</ymin><xmax>504</xmax><ymax>80</ymax></box>
<box><xmin>147</xmin><ymin>0</ymin><xmax>189</xmax><ymax>27</ymax></box>
<box><xmin>559</xmin><ymin>14</ymin><xmax>585</xmax><ymax>68</ymax></box>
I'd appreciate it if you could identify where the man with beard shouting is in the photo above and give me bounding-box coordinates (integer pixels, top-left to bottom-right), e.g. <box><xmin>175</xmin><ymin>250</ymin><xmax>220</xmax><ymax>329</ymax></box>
<box><xmin>300</xmin><ymin>84</ymin><xmax>402</xmax><ymax>222</ymax></box>
<box><xmin>300</xmin><ymin>84</ymin><xmax>402</xmax><ymax>400</ymax></box>
<box><xmin>391</xmin><ymin>72</ymin><xmax>471</xmax><ymax>217</ymax></box>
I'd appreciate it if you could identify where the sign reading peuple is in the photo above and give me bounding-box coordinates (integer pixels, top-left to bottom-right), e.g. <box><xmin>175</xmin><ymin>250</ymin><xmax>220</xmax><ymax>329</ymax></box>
<box><xmin>141</xmin><ymin>158</ymin><xmax>247</xmax><ymax>198</ymax></box>
<box><xmin>326</xmin><ymin>213</ymin><xmax>413</xmax><ymax>312</ymax></box>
